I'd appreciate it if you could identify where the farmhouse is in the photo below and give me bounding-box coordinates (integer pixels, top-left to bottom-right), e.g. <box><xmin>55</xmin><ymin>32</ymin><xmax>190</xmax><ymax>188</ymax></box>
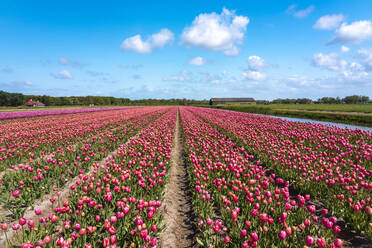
<box><xmin>24</xmin><ymin>99</ymin><xmax>45</xmax><ymax>107</ymax></box>
<box><xmin>209</xmin><ymin>97</ymin><xmax>255</xmax><ymax>105</ymax></box>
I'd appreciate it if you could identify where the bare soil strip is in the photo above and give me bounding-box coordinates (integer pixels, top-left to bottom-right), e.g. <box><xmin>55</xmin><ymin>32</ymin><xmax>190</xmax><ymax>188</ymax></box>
<box><xmin>160</xmin><ymin>110</ymin><xmax>197</xmax><ymax>248</ymax></box>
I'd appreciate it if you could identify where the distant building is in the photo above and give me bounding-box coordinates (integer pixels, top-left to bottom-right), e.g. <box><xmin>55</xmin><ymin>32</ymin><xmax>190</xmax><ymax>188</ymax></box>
<box><xmin>24</xmin><ymin>99</ymin><xmax>45</xmax><ymax>107</ymax></box>
<box><xmin>210</xmin><ymin>98</ymin><xmax>255</xmax><ymax>105</ymax></box>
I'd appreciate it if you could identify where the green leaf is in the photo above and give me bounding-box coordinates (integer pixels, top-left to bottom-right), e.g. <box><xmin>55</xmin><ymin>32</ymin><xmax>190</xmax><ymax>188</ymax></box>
<box><xmin>196</xmin><ymin>237</ymin><xmax>204</xmax><ymax>246</ymax></box>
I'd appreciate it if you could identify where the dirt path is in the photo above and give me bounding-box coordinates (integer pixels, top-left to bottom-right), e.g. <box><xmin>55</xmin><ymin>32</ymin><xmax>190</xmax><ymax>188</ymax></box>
<box><xmin>160</xmin><ymin>110</ymin><xmax>196</xmax><ymax>248</ymax></box>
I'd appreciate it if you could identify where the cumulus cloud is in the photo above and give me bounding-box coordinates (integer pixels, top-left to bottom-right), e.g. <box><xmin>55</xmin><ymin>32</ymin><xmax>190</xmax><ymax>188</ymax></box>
<box><xmin>341</xmin><ymin>45</ymin><xmax>350</xmax><ymax>53</ymax></box>
<box><xmin>242</xmin><ymin>71</ymin><xmax>266</xmax><ymax>81</ymax></box>
<box><xmin>312</xmin><ymin>52</ymin><xmax>343</xmax><ymax>71</ymax></box>
<box><xmin>51</xmin><ymin>70</ymin><xmax>72</xmax><ymax>79</ymax></box>
<box><xmin>313</xmin><ymin>14</ymin><xmax>345</xmax><ymax>30</ymax></box>
<box><xmin>312</xmin><ymin>51</ymin><xmax>370</xmax><ymax>81</ymax></box>
<box><xmin>189</xmin><ymin>56</ymin><xmax>206</xmax><ymax>66</ymax></box>
<box><xmin>330</xmin><ymin>21</ymin><xmax>372</xmax><ymax>44</ymax></box>
<box><xmin>120</xmin><ymin>29</ymin><xmax>174</xmax><ymax>53</ymax></box>
<box><xmin>248</xmin><ymin>56</ymin><xmax>266</xmax><ymax>71</ymax></box>
<box><xmin>241</xmin><ymin>55</ymin><xmax>267</xmax><ymax>81</ymax></box>
<box><xmin>356</xmin><ymin>49</ymin><xmax>372</xmax><ymax>71</ymax></box>
<box><xmin>286</xmin><ymin>4</ymin><xmax>314</xmax><ymax>18</ymax></box>
<box><xmin>121</xmin><ymin>35</ymin><xmax>151</xmax><ymax>53</ymax></box>
<box><xmin>181</xmin><ymin>8</ymin><xmax>249</xmax><ymax>55</ymax></box>
<box><xmin>341</xmin><ymin>62</ymin><xmax>368</xmax><ymax>80</ymax></box>
<box><xmin>150</xmin><ymin>29</ymin><xmax>174</xmax><ymax>48</ymax></box>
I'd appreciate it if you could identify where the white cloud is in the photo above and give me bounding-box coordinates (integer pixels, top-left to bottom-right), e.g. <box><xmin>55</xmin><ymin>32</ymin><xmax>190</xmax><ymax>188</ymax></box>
<box><xmin>242</xmin><ymin>71</ymin><xmax>266</xmax><ymax>81</ymax></box>
<box><xmin>121</xmin><ymin>28</ymin><xmax>174</xmax><ymax>53</ymax></box>
<box><xmin>241</xmin><ymin>55</ymin><xmax>268</xmax><ymax>81</ymax></box>
<box><xmin>121</xmin><ymin>35</ymin><xmax>151</xmax><ymax>53</ymax></box>
<box><xmin>313</xmin><ymin>14</ymin><xmax>345</xmax><ymax>30</ymax></box>
<box><xmin>341</xmin><ymin>45</ymin><xmax>350</xmax><ymax>53</ymax></box>
<box><xmin>341</xmin><ymin>62</ymin><xmax>368</xmax><ymax>80</ymax></box>
<box><xmin>312</xmin><ymin>51</ymin><xmax>370</xmax><ymax>81</ymax></box>
<box><xmin>189</xmin><ymin>56</ymin><xmax>206</xmax><ymax>66</ymax></box>
<box><xmin>357</xmin><ymin>49</ymin><xmax>372</xmax><ymax>71</ymax></box>
<box><xmin>181</xmin><ymin>8</ymin><xmax>249</xmax><ymax>55</ymax></box>
<box><xmin>330</xmin><ymin>21</ymin><xmax>372</xmax><ymax>44</ymax></box>
<box><xmin>51</xmin><ymin>70</ymin><xmax>72</xmax><ymax>79</ymax></box>
<box><xmin>248</xmin><ymin>56</ymin><xmax>266</xmax><ymax>71</ymax></box>
<box><xmin>150</xmin><ymin>29</ymin><xmax>174</xmax><ymax>48</ymax></box>
<box><xmin>312</xmin><ymin>52</ymin><xmax>341</xmax><ymax>71</ymax></box>
<box><xmin>286</xmin><ymin>5</ymin><xmax>314</xmax><ymax>18</ymax></box>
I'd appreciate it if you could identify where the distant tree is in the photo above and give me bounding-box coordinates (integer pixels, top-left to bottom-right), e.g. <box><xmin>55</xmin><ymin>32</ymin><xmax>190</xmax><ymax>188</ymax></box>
<box><xmin>295</xmin><ymin>98</ymin><xmax>313</xmax><ymax>104</ymax></box>
<box><xmin>361</xmin><ymin>96</ymin><xmax>370</xmax><ymax>103</ymax></box>
<box><xmin>0</xmin><ymin>91</ymin><xmax>24</xmax><ymax>106</ymax></box>
<box><xmin>343</xmin><ymin>95</ymin><xmax>370</xmax><ymax>104</ymax></box>
<box><xmin>317</xmin><ymin>97</ymin><xmax>342</xmax><ymax>104</ymax></box>
<box><xmin>272</xmin><ymin>98</ymin><xmax>297</xmax><ymax>104</ymax></box>
<box><xmin>256</xmin><ymin>100</ymin><xmax>269</xmax><ymax>104</ymax></box>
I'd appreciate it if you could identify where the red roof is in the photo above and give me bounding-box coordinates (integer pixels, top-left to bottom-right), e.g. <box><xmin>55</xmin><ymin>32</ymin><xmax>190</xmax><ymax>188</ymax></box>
<box><xmin>24</xmin><ymin>99</ymin><xmax>45</xmax><ymax>106</ymax></box>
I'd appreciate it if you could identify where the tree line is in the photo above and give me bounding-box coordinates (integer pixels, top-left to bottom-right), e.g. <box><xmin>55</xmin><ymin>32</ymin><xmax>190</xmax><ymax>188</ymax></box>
<box><xmin>0</xmin><ymin>90</ymin><xmax>209</xmax><ymax>107</ymax></box>
<box><xmin>0</xmin><ymin>90</ymin><xmax>370</xmax><ymax>107</ymax></box>
<box><xmin>257</xmin><ymin>95</ymin><xmax>371</xmax><ymax>105</ymax></box>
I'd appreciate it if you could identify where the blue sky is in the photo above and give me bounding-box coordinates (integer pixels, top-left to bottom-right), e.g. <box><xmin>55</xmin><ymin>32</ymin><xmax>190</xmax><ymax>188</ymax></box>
<box><xmin>1</xmin><ymin>0</ymin><xmax>372</xmax><ymax>100</ymax></box>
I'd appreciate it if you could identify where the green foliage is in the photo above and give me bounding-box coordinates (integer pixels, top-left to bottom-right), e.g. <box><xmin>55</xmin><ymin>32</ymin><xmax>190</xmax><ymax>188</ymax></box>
<box><xmin>270</xmin><ymin>95</ymin><xmax>370</xmax><ymax>104</ymax></box>
<box><xmin>272</xmin><ymin>98</ymin><xmax>313</xmax><ymax>104</ymax></box>
<box><xmin>0</xmin><ymin>90</ymin><xmax>208</xmax><ymax>107</ymax></box>
<box><xmin>0</xmin><ymin>90</ymin><xmax>24</xmax><ymax>106</ymax></box>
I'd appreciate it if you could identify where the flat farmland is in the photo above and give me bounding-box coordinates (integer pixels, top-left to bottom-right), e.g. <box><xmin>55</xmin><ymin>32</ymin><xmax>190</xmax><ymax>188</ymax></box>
<box><xmin>268</xmin><ymin>104</ymin><xmax>372</xmax><ymax>113</ymax></box>
<box><xmin>0</xmin><ymin>107</ymin><xmax>371</xmax><ymax>247</ymax></box>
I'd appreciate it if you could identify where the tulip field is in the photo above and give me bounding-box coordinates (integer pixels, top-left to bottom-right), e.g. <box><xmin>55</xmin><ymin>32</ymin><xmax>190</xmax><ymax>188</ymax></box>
<box><xmin>0</xmin><ymin>106</ymin><xmax>371</xmax><ymax>247</ymax></box>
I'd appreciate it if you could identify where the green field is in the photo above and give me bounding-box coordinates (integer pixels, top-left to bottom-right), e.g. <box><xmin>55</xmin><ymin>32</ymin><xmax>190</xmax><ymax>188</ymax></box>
<box><xmin>267</xmin><ymin>104</ymin><xmax>372</xmax><ymax>113</ymax></box>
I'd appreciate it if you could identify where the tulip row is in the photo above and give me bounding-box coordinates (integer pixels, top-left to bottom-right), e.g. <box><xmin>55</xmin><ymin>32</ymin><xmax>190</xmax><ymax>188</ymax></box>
<box><xmin>3</xmin><ymin>107</ymin><xmax>177</xmax><ymax>247</ymax></box>
<box><xmin>0</xmin><ymin>107</ymin><xmax>134</xmax><ymax>120</ymax></box>
<box><xmin>180</xmin><ymin>107</ymin><xmax>341</xmax><ymax>248</ymax></box>
<box><xmin>189</xmin><ymin>107</ymin><xmax>372</xmax><ymax>240</ymax></box>
<box><xmin>0</xmin><ymin>108</ymin><xmax>142</xmax><ymax>170</ymax></box>
<box><xmin>0</xmin><ymin>108</ymin><xmax>167</xmax><ymax>220</ymax></box>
